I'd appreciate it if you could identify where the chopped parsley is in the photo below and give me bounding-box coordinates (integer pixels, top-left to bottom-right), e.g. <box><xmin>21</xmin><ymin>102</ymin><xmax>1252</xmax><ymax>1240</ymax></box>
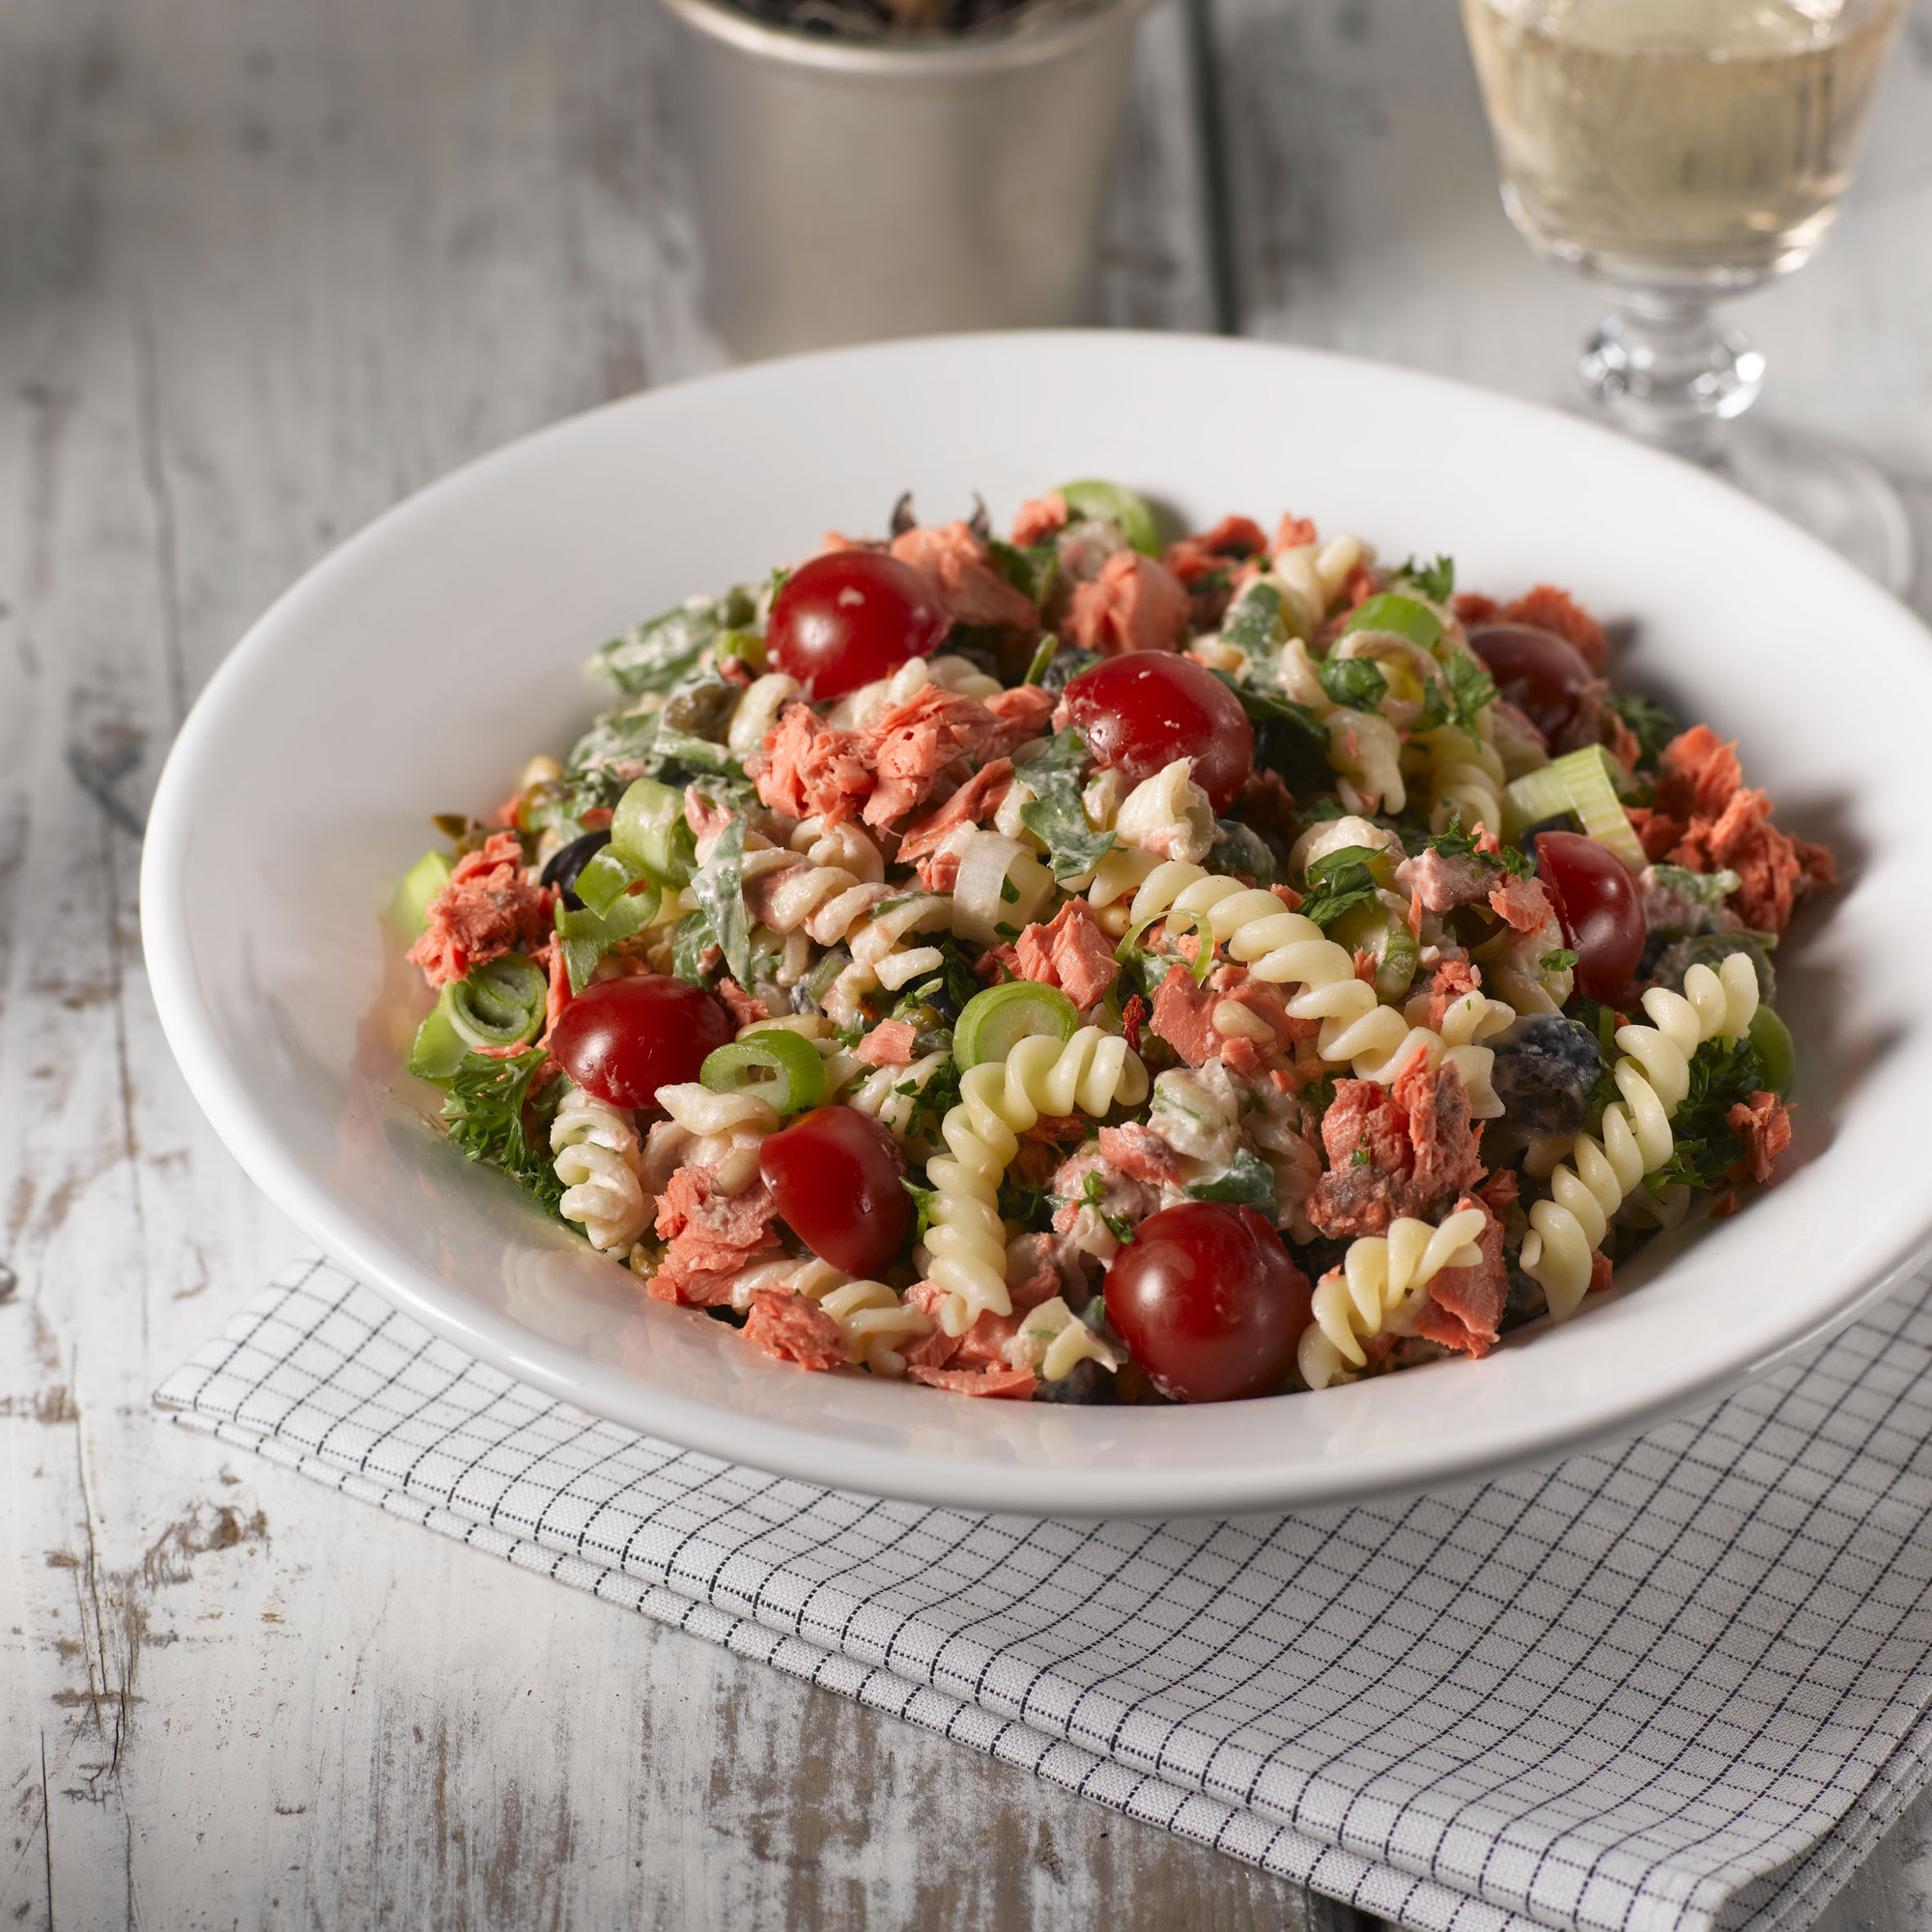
<box><xmin>1541</xmin><ymin>948</ymin><xmax>1580</xmax><ymax>973</ymax></box>
<box><xmin>1316</xmin><ymin>654</ymin><xmax>1388</xmax><ymax>714</ymax></box>
<box><xmin>1396</xmin><ymin>554</ymin><xmax>1456</xmax><ymax>603</ymax></box>
<box><xmin>1080</xmin><ymin>1171</ymin><xmax>1135</xmax><ymax>1244</ymax></box>
<box><xmin>1298</xmin><ymin>844</ymin><xmax>1384</xmax><ymax>929</ymax></box>
<box><xmin>1424</xmin><ymin>810</ymin><xmax>1532</xmax><ymax>877</ymax></box>
<box><xmin>442</xmin><ymin>1050</ymin><xmax>566</xmax><ymax>1216</ymax></box>
<box><xmin>1607</xmin><ymin>691</ymin><xmax>1683</xmax><ymax>769</ymax></box>
<box><xmin>1642</xmin><ymin>1034</ymin><xmax>1767</xmax><ymax>1193</ymax></box>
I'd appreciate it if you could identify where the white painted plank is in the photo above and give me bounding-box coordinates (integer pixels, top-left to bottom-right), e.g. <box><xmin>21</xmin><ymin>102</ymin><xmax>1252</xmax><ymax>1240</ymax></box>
<box><xmin>0</xmin><ymin>0</ymin><xmax>1347</xmax><ymax>1927</ymax></box>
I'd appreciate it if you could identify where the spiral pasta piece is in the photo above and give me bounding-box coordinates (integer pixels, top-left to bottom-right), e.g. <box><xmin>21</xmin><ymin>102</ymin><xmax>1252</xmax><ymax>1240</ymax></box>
<box><xmin>1005</xmin><ymin>1296</ymin><xmax>1121</xmax><ymax>1382</ymax></box>
<box><xmin>1096</xmin><ymin>859</ymin><xmax>1499</xmax><ymax>1089</ymax></box>
<box><xmin>756</xmin><ymin>820</ymin><xmax>952</xmax><ymax>1010</ymax></box>
<box><xmin>1520</xmin><ymin>954</ymin><xmax>1760</xmax><ymax>1320</ymax></box>
<box><xmin>1299</xmin><ymin>1207</ymin><xmax>1489</xmax><ymax>1390</ymax></box>
<box><xmin>1273</xmin><ymin>636</ymin><xmax>1406</xmax><ymax>813</ymax></box>
<box><xmin>1414</xmin><ymin>722</ymin><xmax>1505</xmax><ymax>839</ymax></box>
<box><xmin>725</xmin><ymin>1254</ymin><xmax>935</xmax><ymax>1377</ymax></box>
<box><xmin>551</xmin><ymin>1087</ymin><xmax>650</xmax><ymax>1253</ymax></box>
<box><xmin>925</xmin><ymin>1028</ymin><xmax>1149</xmax><ymax>1336</ymax></box>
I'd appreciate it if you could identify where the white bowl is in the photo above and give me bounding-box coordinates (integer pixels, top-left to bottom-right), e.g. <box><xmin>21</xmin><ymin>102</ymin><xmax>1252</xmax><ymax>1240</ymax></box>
<box><xmin>142</xmin><ymin>331</ymin><xmax>1932</xmax><ymax>1517</ymax></box>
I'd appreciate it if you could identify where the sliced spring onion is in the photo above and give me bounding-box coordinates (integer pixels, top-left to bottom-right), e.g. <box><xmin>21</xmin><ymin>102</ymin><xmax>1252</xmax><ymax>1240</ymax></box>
<box><xmin>574</xmin><ymin>845</ymin><xmax>652</xmax><ymax>916</ymax></box>
<box><xmin>443</xmin><ymin>952</ymin><xmax>547</xmax><ymax>1051</ymax></box>
<box><xmin>611</xmin><ymin>776</ymin><xmax>696</xmax><ymax>888</ymax></box>
<box><xmin>699</xmin><ymin>1030</ymin><xmax>825</xmax><ymax>1116</ymax></box>
<box><xmin>1055</xmin><ymin>478</ymin><xmax>1161</xmax><ymax>557</ymax></box>
<box><xmin>953</xmin><ymin>981</ymin><xmax>1078</xmax><ymax>1068</ymax></box>
<box><xmin>1340</xmin><ymin>592</ymin><xmax>1442</xmax><ymax>653</ymax></box>
<box><xmin>556</xmin><ymin>889</ymin><xmax>660</xmax><ymax>995</ymax></box>
<box><xmin>1502</xmin><ymin>746</ymin><xmax>1646</xmax><ymax>872</ymax></box>
<box><xmin>952</xmin><ymin>830</ymin><xmax>1054</xmax><ymax>946</ymax></box>
<box><xmin>388</xmin><ymin>849</ymin><xmax>451</xmax><ymax>939</ymax></box>
<box><xmin>408</xmin><ymin>1003</ymin><xmax>469</xmax><ymax>1081</ymax></box>
<box><xmin>1748</xmin><ymin>1006</ymin><xmax>1795</xmax><ymax>1098</ymax></box>
<box><xmin>714</xmin><ymin>627</ymin><xmax>767</xmax><ymax>674</ymax></box>
<box><xmin>1022</xmin><ymin>635</ymin><xmax>1057</xmax><ymax>686</ymax></box>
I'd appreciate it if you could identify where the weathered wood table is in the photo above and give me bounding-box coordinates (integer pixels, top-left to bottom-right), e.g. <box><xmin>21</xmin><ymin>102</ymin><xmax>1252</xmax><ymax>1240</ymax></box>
<box><xmin>5</xmin><ymin>1</ymin><xmax>1930</xmax><ymax>1924</ymax></box>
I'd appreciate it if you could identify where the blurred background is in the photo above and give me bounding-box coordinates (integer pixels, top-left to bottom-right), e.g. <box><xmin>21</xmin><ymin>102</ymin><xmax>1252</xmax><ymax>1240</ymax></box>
<box><xmin>3</xmin><ymin>0</ymin><xmax>1922</xmax><ymax>734</ymax></box>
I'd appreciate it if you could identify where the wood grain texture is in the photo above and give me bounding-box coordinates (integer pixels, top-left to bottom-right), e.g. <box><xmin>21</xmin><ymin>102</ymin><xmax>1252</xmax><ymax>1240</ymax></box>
<box><xmin>3</xmin><ymin>0</ymin><xmax>1929</xmax><ymax>1926</ymax></box>
<box><xmin>0</xmin><ymin>1</ymin><xmax>1350</xmax><ymax>1927</ymax></box>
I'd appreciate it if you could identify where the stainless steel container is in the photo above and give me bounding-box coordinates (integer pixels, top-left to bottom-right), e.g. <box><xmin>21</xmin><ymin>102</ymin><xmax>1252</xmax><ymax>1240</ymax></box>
<box><xmin>656</xmin><ymin>0</ymin><xmax>1158</xmax><ymax>360</ymax></box>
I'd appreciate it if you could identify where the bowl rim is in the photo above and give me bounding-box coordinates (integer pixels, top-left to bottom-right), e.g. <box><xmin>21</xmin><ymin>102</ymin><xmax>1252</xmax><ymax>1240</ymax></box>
<box><xmin>140</xmin><ymin>327</ymin><xmax>1932</xmax><ymax>1517</ymax></box>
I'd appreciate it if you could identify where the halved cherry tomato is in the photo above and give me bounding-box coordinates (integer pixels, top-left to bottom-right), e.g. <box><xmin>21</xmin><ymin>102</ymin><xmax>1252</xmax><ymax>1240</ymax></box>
<box><xmin>551</xmin><ymin>974</ymin><xmax>736</xmax><ymax>1111</ymax></box>
<box><xmin>767</xmin><ymin>552</ymin><xmax>951</xmax><ymax>701</ymax></box>
<box><xmin>1534</xmin><ymin>830</ymin><xmax>1647</xmax><ymax>1003</ymax></box>
<box><xmin>758</xmin><ymin>1106</ymin><xmax>910</xmax><ymax>1277</ymax></box>
<box><xmin>1467</xmin><ymin>622</ymin><xmax>1597</xmax><ymax>746</ymax></box>
<box><xmin>1103</xmin><ymin>1202</ymin><xmax>1310</xmax><ymax>1403</ymax></box>
<box><xmin>1061</xmin><ymin>653</ymin><xmax>1255</xmax><ymax>814</ymax></box>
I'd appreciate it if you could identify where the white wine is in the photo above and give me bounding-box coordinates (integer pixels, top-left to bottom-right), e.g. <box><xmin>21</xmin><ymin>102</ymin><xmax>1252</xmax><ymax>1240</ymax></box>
<box><xmin>1463</xmin><ymin>0</ymin><xmax>1904</xmax><ymax>289</ymax></box>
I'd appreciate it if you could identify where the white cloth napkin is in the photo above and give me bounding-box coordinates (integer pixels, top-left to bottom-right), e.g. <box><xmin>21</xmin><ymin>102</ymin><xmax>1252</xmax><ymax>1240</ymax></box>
<box><xmin>156</xmin><ymin>1253</ymin><xmax>1932</xmax><ymax>1932</ymax></box>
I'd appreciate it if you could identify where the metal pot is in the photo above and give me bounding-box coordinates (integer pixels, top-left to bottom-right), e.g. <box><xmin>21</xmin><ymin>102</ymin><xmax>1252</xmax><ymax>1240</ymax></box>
<box><xmin>656</xmin><ymin>0</ymin><xmax>1158</xmax><ymax>360</ymax></box>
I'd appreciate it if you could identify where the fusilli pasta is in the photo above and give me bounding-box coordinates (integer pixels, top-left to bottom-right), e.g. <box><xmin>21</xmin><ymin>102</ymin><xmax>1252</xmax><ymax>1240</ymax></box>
<box><xmin>551</xmin><ymin>1085</ymin><xmax>650</xmax><ymax>1253</ymax></box>
<box><xmin>1299</xmin><ymin>1205</ymin><xmax>1490</xmax><ymax>1389</ymax></box>
<box><xmin>1521</xmin><ymin>954</ymin><xmax>1760</xmax><ymax>1320</ymax></box>
<box><xmin>925</xmin><ymin>1028</ymin><xmax>1149</xmax><ymax>1336</ymax></box>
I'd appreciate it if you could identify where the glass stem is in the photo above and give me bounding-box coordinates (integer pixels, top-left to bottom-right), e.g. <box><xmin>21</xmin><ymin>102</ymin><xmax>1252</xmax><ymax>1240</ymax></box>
<box><xmin>1577</xmin><ymin>296</ymin><xmax>1767</xmax><ymax>463</ymax></box>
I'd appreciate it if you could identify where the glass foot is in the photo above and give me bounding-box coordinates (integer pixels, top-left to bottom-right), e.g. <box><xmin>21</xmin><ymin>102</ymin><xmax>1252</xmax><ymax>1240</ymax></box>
<box><xmin>1711</xmin><ymin>418</ymin><xmax>1917</xmax><ymax>600</ymax></box>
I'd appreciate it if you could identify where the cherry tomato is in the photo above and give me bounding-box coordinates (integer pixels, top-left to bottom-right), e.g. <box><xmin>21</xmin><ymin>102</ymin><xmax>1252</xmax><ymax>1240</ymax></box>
<box><xmin>551</xmin><ymin>975</ymin><xmax>734</xmax><ymax>1111</ymax></box>
<box><xmin>1061</xmin><ymin>653</ymin><xmax>1255</xmax><ymax>815</ymax></box>
<box><xmin>766</xmin><ymin>551</ymin><xmax>951</xmax><ymax>702</ymax></box>
<box><xmin>1534</xmin><ymin>830</ymin><xmax>1648</xmax><ymax>1004</ymax></box>
<box><xmin>1466</xmin><ymin>622</ymin><xmax>1597</xmax><ymax>746</ymax></box>
<box><xmin>758</xmin><ymin>1106</ymin><xmax>910</xmax><ymax>1277</ymax></box>
<box><xmin>1103</xmin><ymin>1202</ymin><xmax>1310</xmax><ymax>1403</ymax></box>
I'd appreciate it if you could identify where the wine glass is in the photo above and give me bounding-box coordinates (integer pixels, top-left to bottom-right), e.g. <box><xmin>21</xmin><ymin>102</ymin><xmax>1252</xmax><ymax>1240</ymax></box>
<box><xmin>1461</xmin><ymin>0</ymin><xmax>1914</xmax><ymax>595</ymax></box>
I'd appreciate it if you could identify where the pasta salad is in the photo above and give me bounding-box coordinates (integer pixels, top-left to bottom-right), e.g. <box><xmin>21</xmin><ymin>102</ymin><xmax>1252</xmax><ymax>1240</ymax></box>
<box><xmin>391</xmin><ymin>483</ymin><xmax>1831</xmax><ymax>1405</ymax></box>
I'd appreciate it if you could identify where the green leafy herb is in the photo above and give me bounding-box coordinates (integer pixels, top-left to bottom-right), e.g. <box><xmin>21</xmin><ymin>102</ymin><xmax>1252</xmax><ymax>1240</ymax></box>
<box><xmin>1185</xmin><ymin>1147</ymin><xmax>1277</xmax><ymax>1209</ymax></box>
<box><xmin>1607</xmin><ymin>692</ymin><xmax>1682</xmax><ymax>769</ymax></box>
<box><xmin>1316</xmin><ymin>654</ymin><xmax>1388</xmax><ymax>714</ymax></box>
<box><xmin>594</xmin><ymin>597</ymin><xmax>730</xmax><ymax>699</ymax></box>
<box><xmin>556</xmin><ymin>889</ymin><xmax>659</xmax><ymax>995</ymax></box>
<box><xmin>1017</xmin><ymin>730</ymin><xmax>1117</xmax><ymax>883</ymax></box>
<box><xmin>1219</xmin><ymin>582</ymin><xmax>1288</xmax><ymax>661</ymax></box>
<box><xmin>1350</xmin><ymin>1136</ymin><xmax>1373</xmax><ymax>1168</ymax></box>
<box><xmin>898</xmin><ymin>1058</ymin><xmax>963</xmax><ymax>1146</ymax></box>
<box><xmin>986</xmin><ymin>536</ymin><xmax>1060</xmax><ymax>611</ymax></box>
<box><xmin>671</xmin><ymin>910</ymin><xmax>718</xmax><ymax>986</ymax></box>
<box><xmin>1442</xmin><ymin>651</ymin><xmax>1497</xmax><ymax>732</ymax></box>
<box><xmin>1397</xmin><ymin>554</ymin><xmax>1456</xmax><ymax>603</ymax></box>
<box><xmin>1641</xmin><ymin>1033</ymin><xmax>1768</xmax><ymax>1193</ymax></box>
<box><xmin>1540</xmin><ymin>948</ymin><xmax>1580</xmax><ymax>973</ymax></box>
<box><xmin>1003</xmin><ymin>1173</ymin><xmax>1057</xmax><ymax>1233</ymax></box>
<box><xmin>902</xmin><ymin>1178</ymin><xmax>938</xmax><ymax>1241</ymax></box>
<box><xmin>1299</xmin><ymin>844</ymin><xmax>1384</xmax><ymax>929</ymax></box>
<box><xmin>1080</xmin><ymin>1171</ymin><xmax>1135</xmax><ymax>1245</ymax></box>
<box><xmin>689</xmin><ymin>815</ymin><xmax>751</xmax><ymax>988</ymax></box>
<box><xmin>1424</xmin><ymin>810</ymin><xmax>1532</xmax><ymax>877</ymax></box>
<box><xmin>1210</xmin><ymin>671</ymin><xmax>1333</xmax><ymax>796</ymax></box>
<box><xmin>442</xmin><ymin>1050</ymin><xmax>566</xmax><ymax>1215</ymax></box>
<box><xmin>1209</xmin><ymin>818</ymin><xmax>1276</xmax><ymax>886</ymax></box>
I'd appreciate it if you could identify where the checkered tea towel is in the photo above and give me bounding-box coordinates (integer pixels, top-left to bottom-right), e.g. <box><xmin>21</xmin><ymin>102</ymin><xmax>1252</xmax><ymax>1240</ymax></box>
<box><xmin>156</xmin><ymin>1253</ymin><xmax>1932</xmax><ymax>1932</ymax></box>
